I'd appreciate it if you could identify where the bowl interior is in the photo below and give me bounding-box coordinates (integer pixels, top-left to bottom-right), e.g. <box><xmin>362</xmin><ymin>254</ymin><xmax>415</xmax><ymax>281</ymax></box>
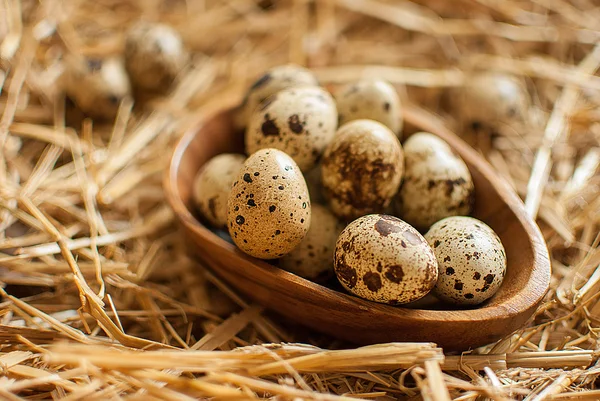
<box><xmin>169</xmin><ymin>105</ymin><xmax>545</xmax><ymax>314</ymax></box>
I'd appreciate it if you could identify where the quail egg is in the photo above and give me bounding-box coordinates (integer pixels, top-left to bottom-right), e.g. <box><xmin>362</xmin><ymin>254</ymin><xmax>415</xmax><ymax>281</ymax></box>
<box><xmin>335</xmin><ymin>79</ymin><xmax>402</xmax><ymax>137</ymax></box>
<box><xmin>395</xmin><ymin>132</ymin><xmax>474</xmax><ymax>231</ymax></box>
<box><xmin>461</xmin><ymin>73</ymin><xmax>529</xmax><ymax>134</ymax></box>
<box><xmin>425</xmin><ymin>216</ymin><xmax>507</xmax><ymax>305</ymax></box>
<box><xmin>280</xmin><ymin>204</ymin><xmax>343</xmax><ymax>281</ymax></box>
<box><xmin>124</xmin><ymin>22</ymin><xmax>188</xmax><ymax>93</ymax></box>
<box><xmin>227</xmin><ymin>148</ymin><xmax>311</xmax><ymax>259</ymax></box>
<box><xmin>334</xmin><ymin>214</ymin><xmax>438</xmax><ymax>304</ymax></box>
<box><xmin>321</xmin><ymin>119</ymin><xmax>404</xmax><ymax>221</ymax></box>
<box><xmin>241</xmin><ymin>64</ymin><xmax>319</xmax><ymax>124</ymax></box>
<box><xmin>193</xmin><ymin>153</ymin><xmax>245</xmax><ymax>228</ymax></box>
<box><xmin>246</xmin><ymin>86</ymin><xmax>337</xmax><ymax>171</ymax></box>
<box><xmin>64</xmin><ymin>55</ymin><xmax>131</xmax><ymax>119</ymax></box>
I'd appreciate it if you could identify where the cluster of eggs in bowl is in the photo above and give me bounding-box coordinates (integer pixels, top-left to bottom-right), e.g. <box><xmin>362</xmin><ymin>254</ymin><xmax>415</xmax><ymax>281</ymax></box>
<box><xmin>192</xmin><ymin>64</ymin><xmax>509</xmax><ymax>308</ymax></box>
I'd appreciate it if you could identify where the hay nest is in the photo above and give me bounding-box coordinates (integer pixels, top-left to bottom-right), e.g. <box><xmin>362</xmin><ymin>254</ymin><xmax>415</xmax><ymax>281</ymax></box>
<box><xmin>1</xmin><ymin>0</ymin><xmax>600</xmax><ymax>399</ymax></box>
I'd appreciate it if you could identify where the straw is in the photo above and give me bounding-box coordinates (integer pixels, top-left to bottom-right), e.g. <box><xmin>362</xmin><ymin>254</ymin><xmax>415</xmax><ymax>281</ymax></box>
<box><xmin>1</xmin><ymin>0</ymin><xmax>600</xmax><ymax>399</ymax></box>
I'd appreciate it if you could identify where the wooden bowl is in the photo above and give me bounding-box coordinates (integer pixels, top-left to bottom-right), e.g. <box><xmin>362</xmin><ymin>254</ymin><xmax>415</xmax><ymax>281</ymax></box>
<box><xmin>165</xmin><ymin>100</ymin><xmax>550</xmax><ymax>351</ymax></box>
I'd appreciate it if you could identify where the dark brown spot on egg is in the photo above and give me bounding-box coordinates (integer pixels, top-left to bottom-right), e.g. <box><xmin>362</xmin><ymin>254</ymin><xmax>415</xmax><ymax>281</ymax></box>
<box><xmin>444</xmin><ymin>178</ymin><xmax>467</xmax><ymax>197</ymax></box>
<box><xmin>444</xmin><ymin>256</ymin><xmax>451</xmax><ymax>262</ymax></box>
<box><xmin>446</xmin><ymin>267</ymin><xmax>455</xmax><ymax>275</ymax></box>
<box><xmin>261</xmin><ymin>114</ymin><xmax>280</xmax><ymax>136</ymax></box>
<box><xmin>208</xmin><ymin>197</ymin><xmax>217</xmax><ymax>217</ymax></box>
<box><xmin>278</xmin><ymin>185</ymin><xmax>284</xmax><ymax>190</ymax></box>
<box><xmin>250</xmin><ymin>73</ymin><xmax>272</xmax><ymax>90</ymax></box>
<box><xmin>288</xmin><ymin>114</ymin><xmax>304</xmax><ymax>134</ymax></box>
<box><xmin>473</xmin><ymin>272</ymin><xmax>481</xmax><ymax>280</ymax></box>
<box><xmin>336</xmin><ymin>259</ymin><xmax>357</xmax><ymax>288</ymax></box>
<box><xmin>384</xmin><ymin>265</ymin><xmax>404</xmax><ymax>283</ymax></box>
<box><xmin>376</xmin><ymin>262</ymin><xmax>383</xmax><ymax>273</ymax></box>
<box><xmin>464</xmin><ymin>293</ymin><xmax>474</xmax><ymax>299</ymax></box>
<box><xmin>384</xmin><ymin>102</ymin><xmax>390</xmax><ymax>111</ymax></box>
<box><xmin>363</xmin><ymin>272</ymin><xmax>382</xmax><ymax>292</ymax></box>
<box><xmin>269</xmin><ymin>205</ymin><xmax>276</xmax><ymax>213</ymax></box>
<box><xmin>235</xmin><ymin>215</ymin><xmax>245</xmax><ymax>225</ymax></box>
<box><xmin>374</xmin><ymin>218</ymin><xmax>402</xmax><ymax>236</ymax></box>
<box><xmin>247</xmin><ymin>199</ymin><xmax>256</xmax><ymax>207</ymax></box>
<box><xmin>275</xmin><ymin>230</ymin><xmax>281</xmax><ymax>235</ymax></box>
<box><xmin>466</xmin><ymin>233</ymin><xmax>474</xmax><ymax>239</ymax></box>
<box><xmin>87</xmin><ymin>58</ymin><xmax>103</xmax><ymax>71</ymax></box>
<box><xmin>427</xmin><ymin>180</ymin><xmax>436</xmax><ymax>190</ymax></box>
<box><xmin>254</xmin><ymin>172</ymin><xmax>260</xmax><ymax>176</ymax></box>
<box><xmin>400</xmin><ymin>240</ymin><xmax>407</xmax><ymax>248</ymax></box>
<box><xmin>433</xmin><ymin>240</ymin><xmax>441</xmax><ymax>248</ymax></box>
<box><xmin>484</xmin><ymin>274</ymin><xmax>495</xmax><ymax>284</ymax></box>
<box><xmin>454</xmin><ymin>280</ymin><xmax>463</xmax><ymax>290</ymax></box>
<box><xmin>243</xmin><ymin>173</ymin><xmax>253</xmax><ymax>183</ymax></box>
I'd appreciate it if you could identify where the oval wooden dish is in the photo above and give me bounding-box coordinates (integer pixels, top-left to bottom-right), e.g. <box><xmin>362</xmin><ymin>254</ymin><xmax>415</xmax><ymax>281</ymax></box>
<box><xmin>165</xmin><ymin>100</ymin><xmax>550</xmax><ymax>351</ymax></box>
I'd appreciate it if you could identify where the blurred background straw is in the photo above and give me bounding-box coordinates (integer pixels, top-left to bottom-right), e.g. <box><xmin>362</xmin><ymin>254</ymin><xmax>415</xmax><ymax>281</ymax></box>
<box><xmin>1</xmin><ymin>0</ymin><xmax>600</xmax><ymax>399</ymax></box>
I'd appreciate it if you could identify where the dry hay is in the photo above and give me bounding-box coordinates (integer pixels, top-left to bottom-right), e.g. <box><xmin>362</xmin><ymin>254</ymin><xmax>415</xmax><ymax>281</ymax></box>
<box><xmin>1</xmin><ymin>0</ymin><xmax>600</xmax><ymax>399</ymax></box>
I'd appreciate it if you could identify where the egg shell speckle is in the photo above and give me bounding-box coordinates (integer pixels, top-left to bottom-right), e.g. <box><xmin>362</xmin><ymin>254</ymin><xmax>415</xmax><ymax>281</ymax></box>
<box><xmin>280</xmin><ymin>204</ymin><xmax>344</xmax><ymax>281</ymax></box>
<box><xmin>334</xmin><ymin>214</ymin><xmax>438</xmax><ymax>305</ymax></box>
<box><xmin>335</xmin><ymin>79</ymin><xmax>402</xmax><ymax>137</ymax></box>
<box><xmin>424</xmin><ymin>216</ymin><xmax>507</xmax><ymax>305</ymax></box>
<box><xmin>321</xmin><ymin>120</ymin><xmax>404</xmax><ymax>221</ymax></box>
<box><xmin>246</xmin><ymin>86</ymin><xmax>338</xmax><ymax>171</ymax></box>
<box><xmin>242</xmin><ymin>64</ymin><xmax>319</xmax><ymax>125</ymax></box>
<box><xmin>124</xmin><ymin>22</ymin><xmax>188</xmax><ymax>92</ymax></box>
<box><xmin>193</xmin><ymin>153</ymin><xmax>245</xmax><ymax>228</ymax></box>
<box><xmin>395</xmin><ymin>132</ymin><xmax>474</xmax><ymax>231</ymax></box>
<box><xmin>64</xmin><ymin>56</ymin><xmax>131</xmax><ymax>120</ymax></box>
<box><xmin>227</xmin><ymin>148</ymin><xmax>311</xmax><ymax>259</ymax></box>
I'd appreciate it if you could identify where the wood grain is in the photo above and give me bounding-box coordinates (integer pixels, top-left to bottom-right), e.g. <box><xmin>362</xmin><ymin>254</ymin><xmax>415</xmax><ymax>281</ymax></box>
<box><xmin>165</xmin><ymin>101</ymin><xmax>551</xmax><ymax>350</ymax></box>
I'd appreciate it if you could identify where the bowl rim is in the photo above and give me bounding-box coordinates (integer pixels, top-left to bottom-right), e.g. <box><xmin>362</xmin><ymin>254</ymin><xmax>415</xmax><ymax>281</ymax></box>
<box><xmin>165</xmin><ymin>97</ymin><xmax>551</xmax><ymax>324</ymax></box>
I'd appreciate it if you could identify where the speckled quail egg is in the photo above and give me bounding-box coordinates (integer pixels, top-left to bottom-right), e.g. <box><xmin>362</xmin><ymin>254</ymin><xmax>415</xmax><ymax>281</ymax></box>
<box><xmin>246</xmin><ymin>86</ymin><xmax>337</xmax><ymax>172</ymax></box>
<box><xmin>335</xmin><ymin>214</ymin><xmax>438</xmax><ymax>305</ymax></box>
<box><xmin>321</xmin><ymin>120</ymin><xmax>404</xmax><ymax>221</ymax></box>
<box><xmin>424</xmin><ymin>216</ymin><xmax>506</xmax><ymax>305</ymax></box>
<box><xmin>227</xmin><ymin>148</ymin><xmax>311</xmax><ymax>259</ymax></box>
<box><xmin>193</xmin><ymin>153</ymin><xmax>245</xmax><ymax>228</ymax></box>
<box><xmin>241</xmin><ymin>64</ymin><xmax>319</xmax><ymax>124</ymax></box>
<box><xmin>64</xmin><ymin>55</ymin><xmax>131</xmax><ymax>119</ymax></box>
<box><xmin>335</xmin><ymin>79</ymin><xmax>402</xmax><ymax>137</ymax></box>
<box><xmin>395</xmin><ymin>132</ymin><xmax>474</xmax><ymax>231</ymax></box>
<box><xmin>124</xmin><ymin>22</ymin><xmax>188</xmax><ymax>93</ymax></box>
<box><xmin>280</xmin><ymin>204</ymin><xmax>343</xmax><ymax>281</ymax></box>
<box><xmin>461</xmin><ymin>73</ymin><xmax>529</xmax><ymax>133</ymax></box>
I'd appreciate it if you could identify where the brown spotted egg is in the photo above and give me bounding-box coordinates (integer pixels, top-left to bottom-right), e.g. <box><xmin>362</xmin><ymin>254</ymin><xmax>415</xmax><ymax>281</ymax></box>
<box><xmin>395</xmin><ymin>132</ymin><xmax>474</xmax><ymax>231</ymax></box>
<box><xmin>246</xmin><ymin>86</ymin><xmax>337</xmax><ymax>172</ymax></box>
<box><xmin>124</xmin><ymin>22</ymin><xmax>188</xmax><ymax>93</ymax></box>
<box><xmin>335</xmin><ymin>79</ymin><xmax>402</xmax><ymax>137</ymax></box>
<box><xmin>193</xmin><ymin>153</ymin><xmax>245</xmax><ymax>228</ymax></box>
<box><xmin>64</xmin><ymin>56</ymin><xmax>131</xmax><ymax>119</ymax></box>
<box><xmin>227</xmin><ymin>148</ymin><xmax>311</xmax><ymax>259</ymax></box>
<box><xmin>334</xmin><ymin>214</ymin><xmax>438</xmax><ymax>305</ymax></box>
<box><xmin>241</xmin><ymin>64</ymin><xmax>319</xmax><ymax>125</ymax></box>
<box><xmin>321</xmin><ymin>120</ymin><xmax>404</xmax><ymax>221</ymax></box>
<box><xmin>461</xmin><ymin>73</ymin><xmax>529</xmax><ymax>134</ymax></box>
<box><xmin>280</xmin><ymin>204</ymin><xmax>344</xmax><ymax>281</ymax></box>
<box><xmin>425</xmin><ymin>216</ymin><xmax>507</xmax><ymax>305</ymax></box>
